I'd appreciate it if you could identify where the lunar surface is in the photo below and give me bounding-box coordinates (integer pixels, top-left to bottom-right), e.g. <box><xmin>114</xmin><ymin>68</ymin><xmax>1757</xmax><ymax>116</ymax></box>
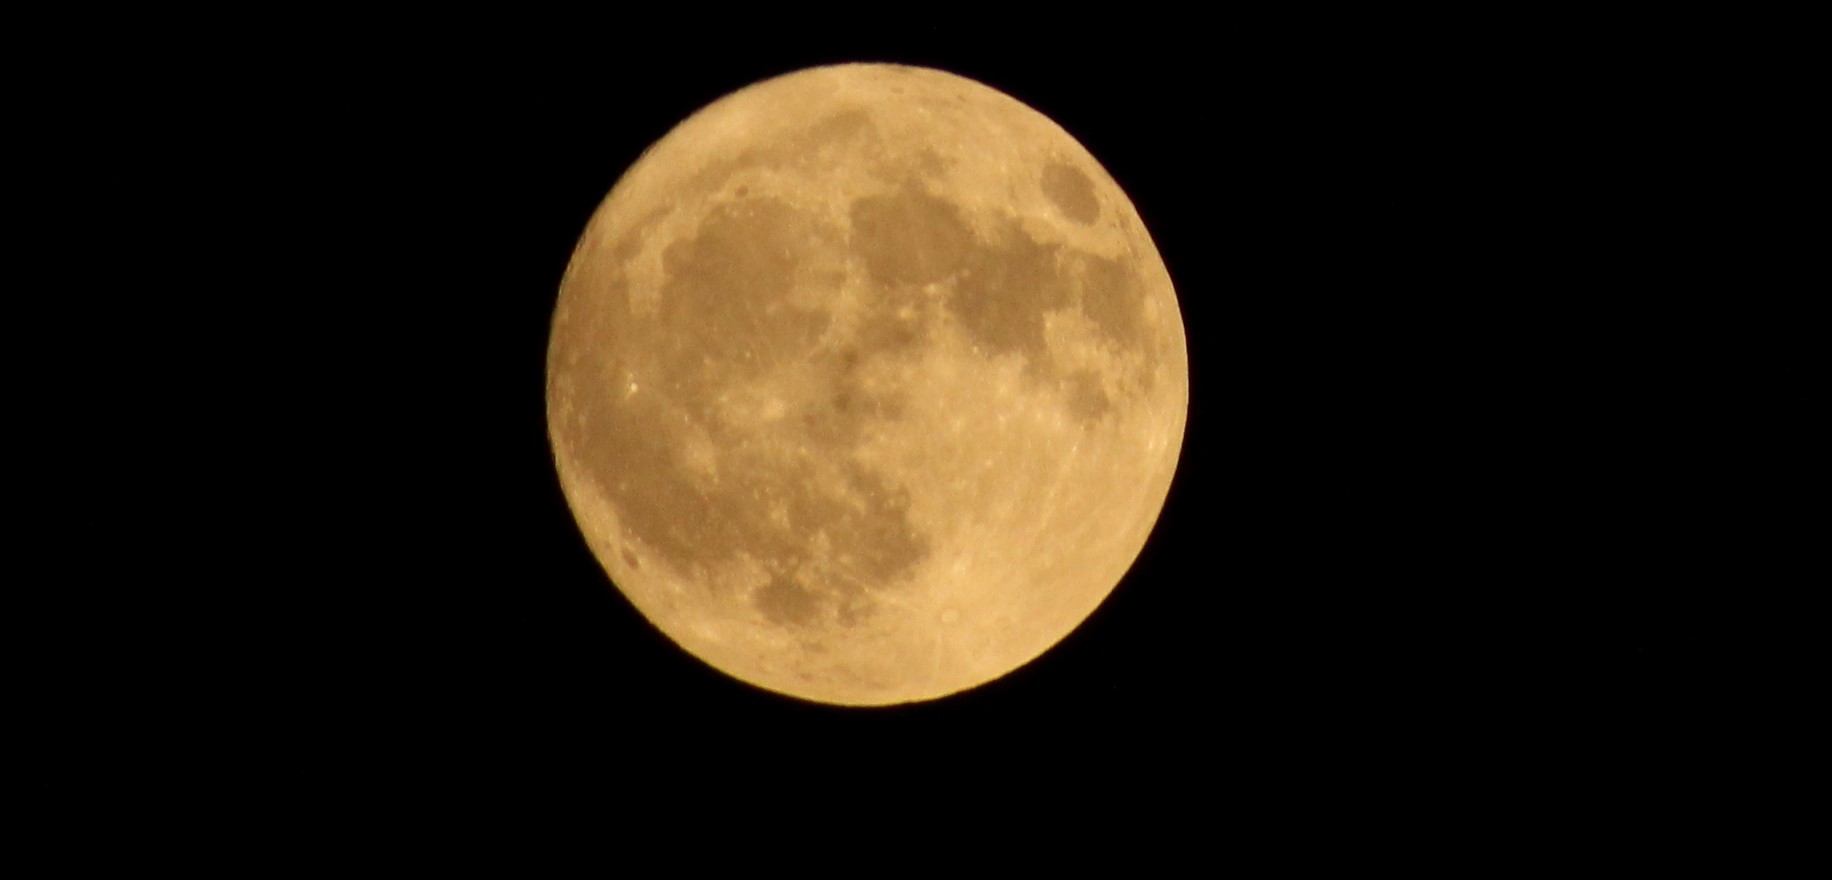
<box><xmin>546</xmin><ymin>63</ymin><xmax>1187</xmax><ymax>705</ymax></box>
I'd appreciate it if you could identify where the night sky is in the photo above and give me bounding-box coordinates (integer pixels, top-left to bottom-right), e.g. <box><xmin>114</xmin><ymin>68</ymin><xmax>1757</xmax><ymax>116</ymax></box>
<box><xmin>216</xmin><ymin>19</ymin><xmax>1718</xmax><ymax>817</ymax></box>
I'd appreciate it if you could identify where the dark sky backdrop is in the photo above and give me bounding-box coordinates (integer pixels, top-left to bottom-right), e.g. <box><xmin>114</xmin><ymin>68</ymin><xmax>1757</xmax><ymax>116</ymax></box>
<box><xmin>235</xmin><ymin>20</ymin><xmax>1719</xmax><ymax>810</ymax></box>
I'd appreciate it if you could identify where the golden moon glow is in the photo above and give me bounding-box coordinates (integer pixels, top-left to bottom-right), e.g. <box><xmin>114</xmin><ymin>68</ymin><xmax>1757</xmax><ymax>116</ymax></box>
<box><xmin>546</xmin><ymin>63</ymin><xmax>1187</xmax><ymax>705</ymax></box>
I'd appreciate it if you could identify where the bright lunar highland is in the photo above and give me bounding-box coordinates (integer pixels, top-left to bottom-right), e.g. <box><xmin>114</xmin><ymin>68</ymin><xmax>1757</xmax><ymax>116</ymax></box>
<box><xmin>546</xmin><ymin>63</ymin><xmax>1187</xmax><ymax>705</ymax></box>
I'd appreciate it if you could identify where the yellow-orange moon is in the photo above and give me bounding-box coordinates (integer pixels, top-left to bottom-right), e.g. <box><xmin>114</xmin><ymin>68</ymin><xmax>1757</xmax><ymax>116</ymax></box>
<box><xmin>546</xmin><ymin>63</ymin><xmax>1187</xmax><ymax>705</ymax></box>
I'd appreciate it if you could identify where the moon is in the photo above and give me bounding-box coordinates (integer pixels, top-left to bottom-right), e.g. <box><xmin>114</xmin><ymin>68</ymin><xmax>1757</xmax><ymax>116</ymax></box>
<box><xmin>546</xmin><ymin>63</ymin><xmax>1187</xmax><ymax>705</ymax></box>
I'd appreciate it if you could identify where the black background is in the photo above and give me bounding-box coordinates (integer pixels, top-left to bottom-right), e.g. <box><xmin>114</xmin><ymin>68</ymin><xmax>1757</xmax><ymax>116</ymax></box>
<box><xmin>196</xmin><ymin>19</ymin><xmax>1734</xmax><ymax>818</ymax></box>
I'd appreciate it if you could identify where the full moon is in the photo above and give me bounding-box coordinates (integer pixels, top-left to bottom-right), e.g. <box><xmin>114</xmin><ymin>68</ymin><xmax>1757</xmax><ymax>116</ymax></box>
<box><xmin>546</xmin><ymin>63</ymin><xmax>1187</xmax><ymax>705</ymax></box>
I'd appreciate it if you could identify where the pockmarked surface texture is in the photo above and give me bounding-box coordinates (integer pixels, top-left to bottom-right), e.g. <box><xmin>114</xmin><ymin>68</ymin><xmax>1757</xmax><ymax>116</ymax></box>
<box><xmin>547</xmin><ymin>64</ymin><xmax>1187</xmax><ymax>705</ymax></box>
